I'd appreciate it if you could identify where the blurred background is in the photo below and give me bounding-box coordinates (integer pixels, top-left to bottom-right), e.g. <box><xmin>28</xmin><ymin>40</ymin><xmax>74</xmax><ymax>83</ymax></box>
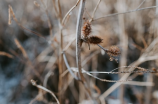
<box><xmin>1</xmin><ymin>0</ymin><xmax>158</xmax><ymax>104</ymax></box>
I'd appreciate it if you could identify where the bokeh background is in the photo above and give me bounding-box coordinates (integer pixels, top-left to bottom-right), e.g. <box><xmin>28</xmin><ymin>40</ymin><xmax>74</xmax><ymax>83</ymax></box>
<box><xmin>1</xmin><ymin>0</ymin><xmax>158</xmax><ymax>104</ymax></box>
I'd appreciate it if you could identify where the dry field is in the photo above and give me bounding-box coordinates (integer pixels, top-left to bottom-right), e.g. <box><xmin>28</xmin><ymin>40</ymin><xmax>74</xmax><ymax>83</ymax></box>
<box><xmin>0</xmin><ymin>0</ymin><xmax>158</xmax><ymax>104</ymax></box>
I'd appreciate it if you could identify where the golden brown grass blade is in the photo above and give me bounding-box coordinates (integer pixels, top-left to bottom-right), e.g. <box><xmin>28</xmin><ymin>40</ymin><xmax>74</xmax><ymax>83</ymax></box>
<box><xmin>8</xmin><ymin>5</ymin><xmax>45</xmax><ymax>38</ymax></box>
<box><xmin>34</xmin><ymin>1</ymin><xmax>40</xmax><ymax>7</ymax></box>
<box><xmin>8</xmin><ymin>6</ymin><xmax>12</xmax><ymax>25</ymax></box>
<box><xmin>0</xmin><ymin>51</ymin><xmax>14</xmax><ymax>58</ymax></box>
<box><xmin>14</xmin><ymin>38</ymin><xmax>28</xmax><ymax>58</ymax></box>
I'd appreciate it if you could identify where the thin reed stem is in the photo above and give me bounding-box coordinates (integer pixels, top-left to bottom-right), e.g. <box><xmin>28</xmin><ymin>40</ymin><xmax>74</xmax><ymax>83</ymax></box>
<box><xmin>90</xmin><ymin>0</ymin><xmax>101</xmax><ymax>22</ymax></box>
<box><xmin>31</xmin><ymin>79</ymin><xmax>60</xmax><ymax>104</ymax></box>
<box><xmin>62</xmin><ymin>0</ymin><xmax>81</xmax><ymax>25</ymax></box>
<box><xmin>93</xmin><ymin>6</ymin><xmax>158</xmax><ymax>21</ymax></box>
<box><xmin>63</xmin><ymin>51</ymin><xmax>79</xmax><ymax>80</ymax></box>
<box><xmin>76</xmin><ymin>0</ymin><xmax>93</xmax><ymax>99</ymax></box>
<box><xmin>76</xmin><ymin>0</ymin><xmax>86</xmax><ymax>82</ymax></box>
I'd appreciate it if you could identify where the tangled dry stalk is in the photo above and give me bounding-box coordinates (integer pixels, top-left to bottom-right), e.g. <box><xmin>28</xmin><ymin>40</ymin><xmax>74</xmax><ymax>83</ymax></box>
<box><xmin>1</xmin><ymin>0</ymin><xmax>158</xmax><ymax>104</ymax></box>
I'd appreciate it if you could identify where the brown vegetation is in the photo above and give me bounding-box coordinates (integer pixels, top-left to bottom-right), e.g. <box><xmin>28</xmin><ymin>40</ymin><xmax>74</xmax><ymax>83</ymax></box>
<box><xmin>0</xmin><ymin>0</ymin><xmax>158</xmax><ymax>104</ymax></box>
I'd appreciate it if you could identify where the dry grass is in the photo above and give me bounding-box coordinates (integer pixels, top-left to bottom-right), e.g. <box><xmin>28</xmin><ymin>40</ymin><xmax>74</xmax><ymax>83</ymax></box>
<box><xmin>1</xmin><ymin>0</ymin><xmax>158</xmax><ymax>104</ymax></box>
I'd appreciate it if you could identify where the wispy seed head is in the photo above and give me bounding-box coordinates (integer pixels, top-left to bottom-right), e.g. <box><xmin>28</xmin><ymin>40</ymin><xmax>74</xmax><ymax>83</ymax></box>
<box><xmin>82</xmin><ymin>21</ymin><xmax>91</xmax><ymax>37</ymax></box>
<box><xmin>107</xmin><ymin>46</ymin><xmax>120</xmax><ymax>57</ymax></box>
<box><xmin>88</xmin><ymin>36</ymin><xmax>103</xmax><ymax>44</ymax></box>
